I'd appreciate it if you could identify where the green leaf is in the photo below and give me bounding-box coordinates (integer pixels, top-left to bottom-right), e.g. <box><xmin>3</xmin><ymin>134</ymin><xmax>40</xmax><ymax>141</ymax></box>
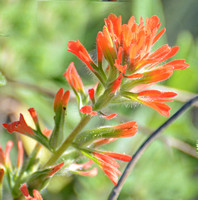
<box><xmin>75</xmin><ymin>126</ymin><xmax>120</xmax><ymax>146</ymax></box>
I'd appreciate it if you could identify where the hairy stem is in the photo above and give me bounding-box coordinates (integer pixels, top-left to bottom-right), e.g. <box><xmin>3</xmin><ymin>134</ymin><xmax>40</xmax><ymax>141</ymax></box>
<box><xmin>44</xmin><ymin>115</ymin><xmax>92</xmax><ymax>167</ymax></box>
<box><xmin>108</xmin><ymin>96</ymin><xmax>198</xmax><ymax>200</ymax></box>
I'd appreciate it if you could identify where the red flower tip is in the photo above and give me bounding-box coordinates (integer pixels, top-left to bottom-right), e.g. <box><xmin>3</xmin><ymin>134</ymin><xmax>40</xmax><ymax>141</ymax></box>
<box><xmin>78</xmin><ymin>167</ymin><xmax>98</xmax><ymax>177</ymax></box>
<box><xmin>142</xmin><ymin>65</ymin><xmax>174</xmax><ymax>84</ymax></box>
<box><xmin>54</xmin><ymin>88</ymin><xmax>70</xmax><ymax>111</ymax></box>
<box><xmin>114</xmin><ymin>47</ymin><xmax>127</xmax><ymax>74</ymax></box>
<box><xmin>54</xmin><ymin>88</ymin><xmax>64</xmax><ymax>111</ymax></box>
<box><xmin>17</xmin><ymin>140</ymin><xmax>24</xmax><ymax>169</ymax></box>
<box><xmin>20</xmin><ymin>184</ymin><xmax>29</xmax><ymax>197</ymax></box>
<box><xmin>20</xmin><ymin>184</ymin><xmax>43</xmax><ymax>200</ymax></box>
<box><xmin>103</xmin><ymin>151</ymin><xmax>132</xmax><ymax>162</ymax></box>
<box><xmin>164</xmin><ymin>59</ymin><xmax>189</xmax><ymax>70</ymax></box>
<box><xmin>62</xmin><ymin>90</ymin><xmax>70</xmax><ymax>108</ymax></box>
<box><xmin>126</xmin><ymin>73</ymin><xmax>143</xmax><ymax>79</ymax></box>
<box><xmin>115</xmin><ymin>121</ymin><xmax>138</xmax><ymax>137</ymax></box>
<box><xmin>80</xmin><ymin>105</ymin><xmax>98</xmax><ymax>116</ymax></box>
<box><xmin>0</xmin><ymin>141</ymin><xmax>13</xmax><ymax>169</ymax></box>
<box><xmin>96</xmin><ymin>34</ymin><xmax>103</xmax><ymax>64</ymax></box>
<box><xmin>48</xmin><ymin>162</ymin><xmax>64</xmax><ymax>177</ymax></box>
<box><xmin>97</xmin><ymin>28</ymin><xmax>116</xmax><ymax>65</ymax></box>
<box><xmin>71</xmin><ymin>160</ymin><xmax>94</xmax><ymax>171</ymax></box>
<box><xmin>67</xmin><ymin>40</ymin><xmax>94</xmax><ymax>71</ymax></box>
<box><xmin>93</xmin><ymin>152</ymin><xmax>121</xmax><ymax>185</ymax></box>
<box><xmin>88</xmin><ymin>88</ymin><xmax>95</xmax><ymax>102</ymax></box>
<box><xmin>42</xmin><ymin>128</ymin><xmax>52</xmax><ymax>138</ymax></box>
<box><xmin>28</xmin><ymin>108</ymin><xmax>39</xmax><ymax>126</ymax></box>
<box><xmin>111</xmin><ymin>73</ymin><xmax>123</xmax><ymax>93</ymax></box>
<box><xmin>93</xmin><ymin>138</ymin><xmax>117</xmax><ymax>147</ymax></box>
<box><xmin>102</xmin><ymin>113</ymin><xmax>117</xmax><ymax>119</ymax></box>
<box><xmin>90</xmin><ymin>111</ymin><xmax>98</xmax><ymax>116</ymax></box>
<box><xmin>32</xmin><ymin>190</ymin><xmax>43</xmax><ymax>200</ymax></box>
<box><xmin>69</xmin><ymin>160</ymin><xmax>98</xmax><ymax>177</ymax></box>
<box><xmin>3</xmin><ymin>114</ymin><xmax>35</xmax><ymax>136</ymax></box>
<box><xmin>138</xmin><ymin>90</ymin><xmax>177</xmax><ymax>116</ymax></box>
<box><xmin>5</xmin><ymin>141</ymin><xmax>13</xmax><ymax>169</ymax></box>
<box><xmin>0</xmin><ymin>146</ymin><xmax>5</xmax><ymax>166</ymax></box>
<box><xmin>64</xmin><ymin>62</ymin><xmax>84</xmax><ymax>92</ymax></box>
<box><xmin>80</xmin><ymin>105</ymin><xmax>92</xmax><ymax>114</ymax></box>
<box><xmin>0</xmin><ymin>168</ymin><xmax>4</xmax><ymax>183</ymax></box>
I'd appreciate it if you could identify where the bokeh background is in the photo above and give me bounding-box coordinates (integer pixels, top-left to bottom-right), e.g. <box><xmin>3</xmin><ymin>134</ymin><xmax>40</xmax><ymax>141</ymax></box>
<box><xmin>0</xmin><ymin>0</ymin><xmax>198</xmax><ymax>199</ymax></box>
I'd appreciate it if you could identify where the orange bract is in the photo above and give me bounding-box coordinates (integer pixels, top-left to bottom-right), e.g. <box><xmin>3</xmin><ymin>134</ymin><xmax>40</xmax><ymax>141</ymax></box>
<box><xmin>104</xmin><ymin>14</ymin><xmax>188</xmax><ymax>75</ymax></box>
<box><xmin>93</xmin><ymin>151</ymin><xmax>131</xmax><ymax>185</ymax></box>
<box><xmin>138</xmin><ymin>90</ymin><xmax>177</xmax><ymax>116</ymax></box>
<box><xmin>48</xmin><ymin>162</ymin><xmax>64</xmax><ymax>177</ymax></box>
<box><xmin>20</xmin><ymin>184</ymin><xmax>43</xmax><ymax>200</ymax></box>
<box><xmin>0</xmin><ymin>141</ymin><xmax>24</xmax><ymax>171</ymax></box>
<box><xmin>64</xmin><ymin>62</ymin><xmax>84</xmax><ymax>93</ymax></box>
<box><xmin>3</xmin><ymin>114</ymin><xmax>35</xmax><ymax>136</ymax></box>
<box><xmin>80</xmin><ymin>105</ymin><xmax>97</xmax><ymax>116</ymax></box>
<box><xmin>67</xmin><ymin>40</ymin><xmax>95</xmax><ymax>71</ymax></box>
<box><xmin>54</xmin><ymin>88</ymin><xmax>70</xmax><ymax>111</ymax></box>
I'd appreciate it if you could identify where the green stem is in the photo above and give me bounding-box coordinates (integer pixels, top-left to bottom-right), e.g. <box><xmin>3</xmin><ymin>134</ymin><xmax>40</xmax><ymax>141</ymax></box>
<box><xmin>94</xmin><ymin>71</ymin><xmax>105</xmax><ymax>86</ymax></box>
<box><xmin>13</xmin><ymin>195</ymin><xmax>23</xmax><ymax>200</ymax></box>
<box><xmin>44</xmin><ymin>115</ymin><xmax>92</xmax><ymax>167</ymax></box>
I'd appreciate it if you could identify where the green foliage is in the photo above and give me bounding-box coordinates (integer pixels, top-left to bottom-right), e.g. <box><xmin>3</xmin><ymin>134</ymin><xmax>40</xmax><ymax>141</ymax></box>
<box><xmin>0</xmin><ymin>72</ymin><xmax>6</xmax><ymax>86</ymax></box>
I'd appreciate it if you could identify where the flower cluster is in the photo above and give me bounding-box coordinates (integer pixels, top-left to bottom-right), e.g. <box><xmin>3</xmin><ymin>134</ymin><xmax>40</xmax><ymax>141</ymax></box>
<box><xmin>1</xmin><ymin>13</ymin><xmax>188</xmax><ymax>199</ymax></box>
<box><xmin>68</xmin><ymin>14</ymin><xmax>188</xmax><ymax>116</ymax></box>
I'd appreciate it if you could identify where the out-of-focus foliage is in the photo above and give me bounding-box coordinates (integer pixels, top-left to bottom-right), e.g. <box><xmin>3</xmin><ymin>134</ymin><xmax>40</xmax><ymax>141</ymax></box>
<box><xmin>0</xmin><ymin>0</ymin><xmax>197</xmax><ymax>200</ymax></box>
<box><xmin>0</xmin><ymin>72</ymin><xmax>6</xmax><ymax>86</ymax></box>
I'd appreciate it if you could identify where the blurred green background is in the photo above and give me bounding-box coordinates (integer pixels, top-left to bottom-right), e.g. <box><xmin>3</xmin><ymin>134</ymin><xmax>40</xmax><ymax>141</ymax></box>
<box><xmin>0</xmin><ymin>0</ymin><xmax>198</xmax><ymax>199</ymax></box>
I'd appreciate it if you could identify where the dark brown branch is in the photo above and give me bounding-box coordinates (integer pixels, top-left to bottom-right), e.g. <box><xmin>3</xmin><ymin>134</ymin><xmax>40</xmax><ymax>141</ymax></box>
<box><xmin>108</xmin><ymin>96</ymin><xmax>198</xmax><ymax>200</ymax></box>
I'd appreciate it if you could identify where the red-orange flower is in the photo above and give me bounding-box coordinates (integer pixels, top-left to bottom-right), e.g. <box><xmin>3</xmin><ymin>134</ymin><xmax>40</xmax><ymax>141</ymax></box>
<box><xmin>137</xmin><ymin>90</ymin><xmax>177</xmax><ymax>116</ymax></box>
<box><xmin>3</xmin><ymin>114</ymin><xmax>35</xmax><ymax>136</ymax></box>
<box><xmin>80</xmin><ymin>105</ymin><xmax>97</xmax><ymax>116</ymax></box>
<box><xmin>110</xmin><ymin>73</ymin><xmax>123</xmax><ymax>94</ymax></box>
<box><xmin>0</xmin><ymin>140</ymin><xmax>24</xmax><ymax>170</ymax></box>
<box><xmin>88</xmin><ymin>88</ymin><xmax>95</xmax><ymax>102</ymax></box>
<box><xmin>98</xmin><ymin>13</ymin><xmax>189</xmax><ymax>115</ymax></box>
<box><xmin>103</xmin><ymin>14</ymin><xmax>188</xmax><ymax>82</ymax></box>
<box><xmin>97</xmin><ymin>27</ymin><xmax>117</xmax><ymax>66</ymax></box>
<box><xmin>113</xmin><ymin>121</ymin><xmax>138</xmax><ymax>137</ymax></box>
<box><xmin>20</xmin><ymin>184</ymin><xmax>43</xmax><ymax>200</ymax></box>
<box><xmin>0</xmin><ymin>168</ymin><xmax>4</xmax><ymax>184</ymax></box>
<box><xmin>102</xmin><ymin>113</ymin><xmax>117</xmax><ymax>119</ymax></box>
<box><xmin>92</xmin><ymin>138</ymin><xmax>117</xmax><ymax>147</ymax></box>
<box><xmin>64</xmin><ymin>62</ymin><xmax>84</xmax><ymax>93</ymax></box>
<box><xmin>67</xmin><ymin>40</ymin><xmax>95</xmax><ymax>71</ymax></box>
<box><xmin>80</xmin><ymin>105</ymin><xmax>117</xmax><ymax>119</ymax></box>
<box><xmin>93</xmin><ymin>152</ymin><xmax>121</xmax><ymax>185</ymax></box>
<box><xmin>68</xmin><ymin>160</ymin><xmax>98</xmax><ymax>177</ymax></box>
<box><xmin>54</xmin><ymin>88</ymin><xmax>70</xmax><ymax>111</ymax></box>
<box><xmin>93</xmin><ymin>151</ymin><xmax>131</xmax><ymax>185</ymax></box>
<box><xmin>48</xmin><ymin>162</ymin><xmax>64</xmax><ymax>177</ymax></box>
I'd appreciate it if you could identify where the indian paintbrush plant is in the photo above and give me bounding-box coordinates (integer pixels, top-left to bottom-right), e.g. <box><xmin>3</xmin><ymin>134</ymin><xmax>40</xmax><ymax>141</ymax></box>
<box><xmin>1</xmin><ymin>13</ymin><xmax>189</xmax><ymax>200</ymax></box>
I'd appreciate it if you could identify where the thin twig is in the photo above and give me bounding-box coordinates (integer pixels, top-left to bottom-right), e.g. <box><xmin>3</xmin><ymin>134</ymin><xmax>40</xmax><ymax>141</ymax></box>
<box><xmin>162</xmin><ymin>136</ymin><xmax>197</xmax><ymax>158</ymax></box>
<box><xmin>7</xmin><ymin>78</ymin><xmax>55</xmax><ymax>97</ymax></box>
<box><xmin>138</xmin><ymin>126</ymin><xmax>197</xmax><ymax>158</ymax></box>
<box><xmin>108</xmin><ymin>96</ymin><xmax>198</xmax><ymax>200</ymax></box>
